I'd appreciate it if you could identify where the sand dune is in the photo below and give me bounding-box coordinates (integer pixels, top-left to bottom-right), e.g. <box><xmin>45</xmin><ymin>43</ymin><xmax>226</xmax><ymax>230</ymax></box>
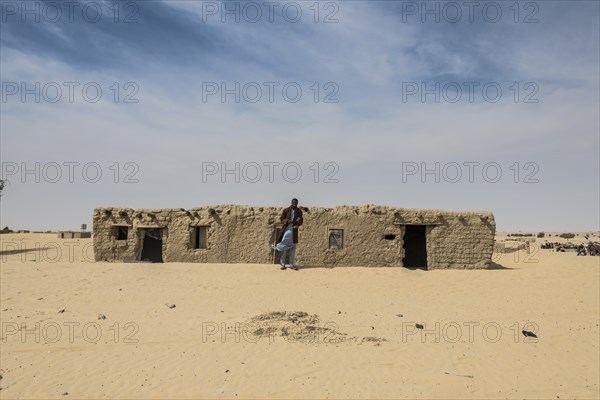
<box><xmin>0</xmin><ymin>233</ymin><xmax>598</xmax><ymax>399</ymax></box>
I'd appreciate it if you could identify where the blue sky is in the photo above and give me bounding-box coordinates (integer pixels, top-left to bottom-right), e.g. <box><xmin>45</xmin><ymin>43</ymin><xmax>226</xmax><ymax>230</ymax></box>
<box><xmin>1</xmin><ymin>0</ymin><xmax>599</xmax><ymax>231</ymax></box>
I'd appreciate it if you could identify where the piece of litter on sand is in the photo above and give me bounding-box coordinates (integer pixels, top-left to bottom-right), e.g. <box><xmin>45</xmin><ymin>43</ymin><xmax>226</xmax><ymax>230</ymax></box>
<box><xmin>216</xmin><ymin>388</ymin><xmax>224</xmax><ymax>394</ymax></box>
<box><xmin>165</xmin><ymin>303</ymin><xmax>176</xmax><ymax>309</ymax></box>
<box><xmin>522</xmin><ymin>330</ymin><xmax>538</xmax><ymax>338</ymax></box>
<box><xmin>396</xmin><ymin>314</ymin><xmax>403</xmax><ymax>317</ymax></box>
<box><xmin>444</xmin><ymin>371</ymin><xmax>474</xmax><ymax>378</ymax></box>
<box><xmin>62</xmin><ymin>392</ymin><xmax>69</xmax><ymax>396</ymax></box>
<box><xmin>415</xmin><ymin>323</ymin><xmax>424</xmax><ymax>329</ymax></box>
<box><xmin>97</xmin><ymin>314</ymin><xmax>106</xmax><ymax>320</ymax></box>
<box><xmin>57</xmin><ymin>308</ymin><xmax>66</xmax><ymax>313</ymax></box>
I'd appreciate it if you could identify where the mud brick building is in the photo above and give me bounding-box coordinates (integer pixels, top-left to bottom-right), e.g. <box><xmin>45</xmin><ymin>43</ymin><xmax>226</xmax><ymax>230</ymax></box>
<box><xmin>93</xmin><ymin>205</ymin><xmax>496</xmax><ymax>269</ymax></box>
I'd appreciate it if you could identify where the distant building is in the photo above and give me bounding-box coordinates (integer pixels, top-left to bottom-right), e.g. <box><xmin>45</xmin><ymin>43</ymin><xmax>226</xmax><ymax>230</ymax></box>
<box><xmin>58</xmin><ymin>231</ymin><xmax>92</xmax><ymax>239</ymax></box>
<box><xmin>93</xmin><ymin>205</ymin><xmax>496</xmax><ymax>269</ymax></box>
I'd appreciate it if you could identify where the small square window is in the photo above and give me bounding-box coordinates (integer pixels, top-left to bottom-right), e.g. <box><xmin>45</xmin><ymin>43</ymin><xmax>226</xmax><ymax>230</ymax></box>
<box><xmin>329</xmin><ymin>229</ymin><xmax>343</xmax><ymax>250</ymax></box>
<box><xmin>116</xmin><ymin>226</ymin><xmax>128</xmax><ymax>240</ymax></box>
<box><xmin>192</xmin><ymin>226</ymin><xmax>208</xmax><ymax>249</ymax></box>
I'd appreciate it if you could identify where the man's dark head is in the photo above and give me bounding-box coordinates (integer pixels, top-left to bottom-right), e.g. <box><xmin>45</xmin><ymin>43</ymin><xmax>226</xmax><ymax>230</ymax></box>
<box><xmin>291</xmin><ymin>198</ymin><xmax>298</xmax><ymax>208</ymax></box>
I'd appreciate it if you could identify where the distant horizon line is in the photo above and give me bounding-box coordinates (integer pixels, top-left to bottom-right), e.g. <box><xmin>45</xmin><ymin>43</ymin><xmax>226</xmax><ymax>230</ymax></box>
<box><xmin>2</xmin><ymin>228</ymin><xmax>599</xmax><ymax>235</ymax></box>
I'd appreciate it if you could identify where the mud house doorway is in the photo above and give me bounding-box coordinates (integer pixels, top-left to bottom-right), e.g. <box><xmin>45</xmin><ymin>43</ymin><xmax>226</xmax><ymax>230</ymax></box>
<box><xmin>140</xmin><ymin>228</ymin><xmax>163</xmax><ymax>263</ymax></box>
<box><xmin>402</xmin><ymin>225</ymin><xmax>428</xmax><ymax>269</ymax></box>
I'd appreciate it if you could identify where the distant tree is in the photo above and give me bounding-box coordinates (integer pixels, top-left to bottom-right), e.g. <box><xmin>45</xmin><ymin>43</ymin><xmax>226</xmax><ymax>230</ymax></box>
<box><xmin>537</xmin><ymin>232</ymin><xmax>545</xmax><ymax>238</ymax></box>
<box><xmin>0</xmin><ymin>179</ymin><xmax>5</xmax><ymax>196</ymax></box>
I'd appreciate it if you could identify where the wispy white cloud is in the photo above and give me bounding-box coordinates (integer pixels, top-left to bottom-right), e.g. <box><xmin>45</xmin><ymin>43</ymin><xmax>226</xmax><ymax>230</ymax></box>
<box><xmin>1</xmin><ymin>0</ymin><xmax>598</xmax><ymax>231</ymax></box>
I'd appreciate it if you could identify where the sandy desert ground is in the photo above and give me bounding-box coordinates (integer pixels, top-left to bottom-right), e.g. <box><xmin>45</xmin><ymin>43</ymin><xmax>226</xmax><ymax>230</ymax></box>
<box><xmin>0</xmin><ymin>233</ymin><xmax>598</xmax><ymax>399</ymax></box>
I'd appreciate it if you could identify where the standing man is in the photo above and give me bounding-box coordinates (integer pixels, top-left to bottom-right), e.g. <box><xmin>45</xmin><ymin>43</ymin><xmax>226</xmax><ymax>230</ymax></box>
<box><xmin>271</xmin><ymin>198</ymin><xmax>303</xmax><ymax>270</ymax></box>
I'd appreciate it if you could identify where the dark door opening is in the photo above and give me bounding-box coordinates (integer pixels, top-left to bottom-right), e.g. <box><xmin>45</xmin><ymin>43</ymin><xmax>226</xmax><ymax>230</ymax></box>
<box><xmin>402</xmin><ymin>225</ymin><xmax>427</xmax><ymax>269</ymax></box>
<box><xmin>140</xmin><ymin>229</ymin><xmax>163</xmax><ymax>263</ymax></box>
